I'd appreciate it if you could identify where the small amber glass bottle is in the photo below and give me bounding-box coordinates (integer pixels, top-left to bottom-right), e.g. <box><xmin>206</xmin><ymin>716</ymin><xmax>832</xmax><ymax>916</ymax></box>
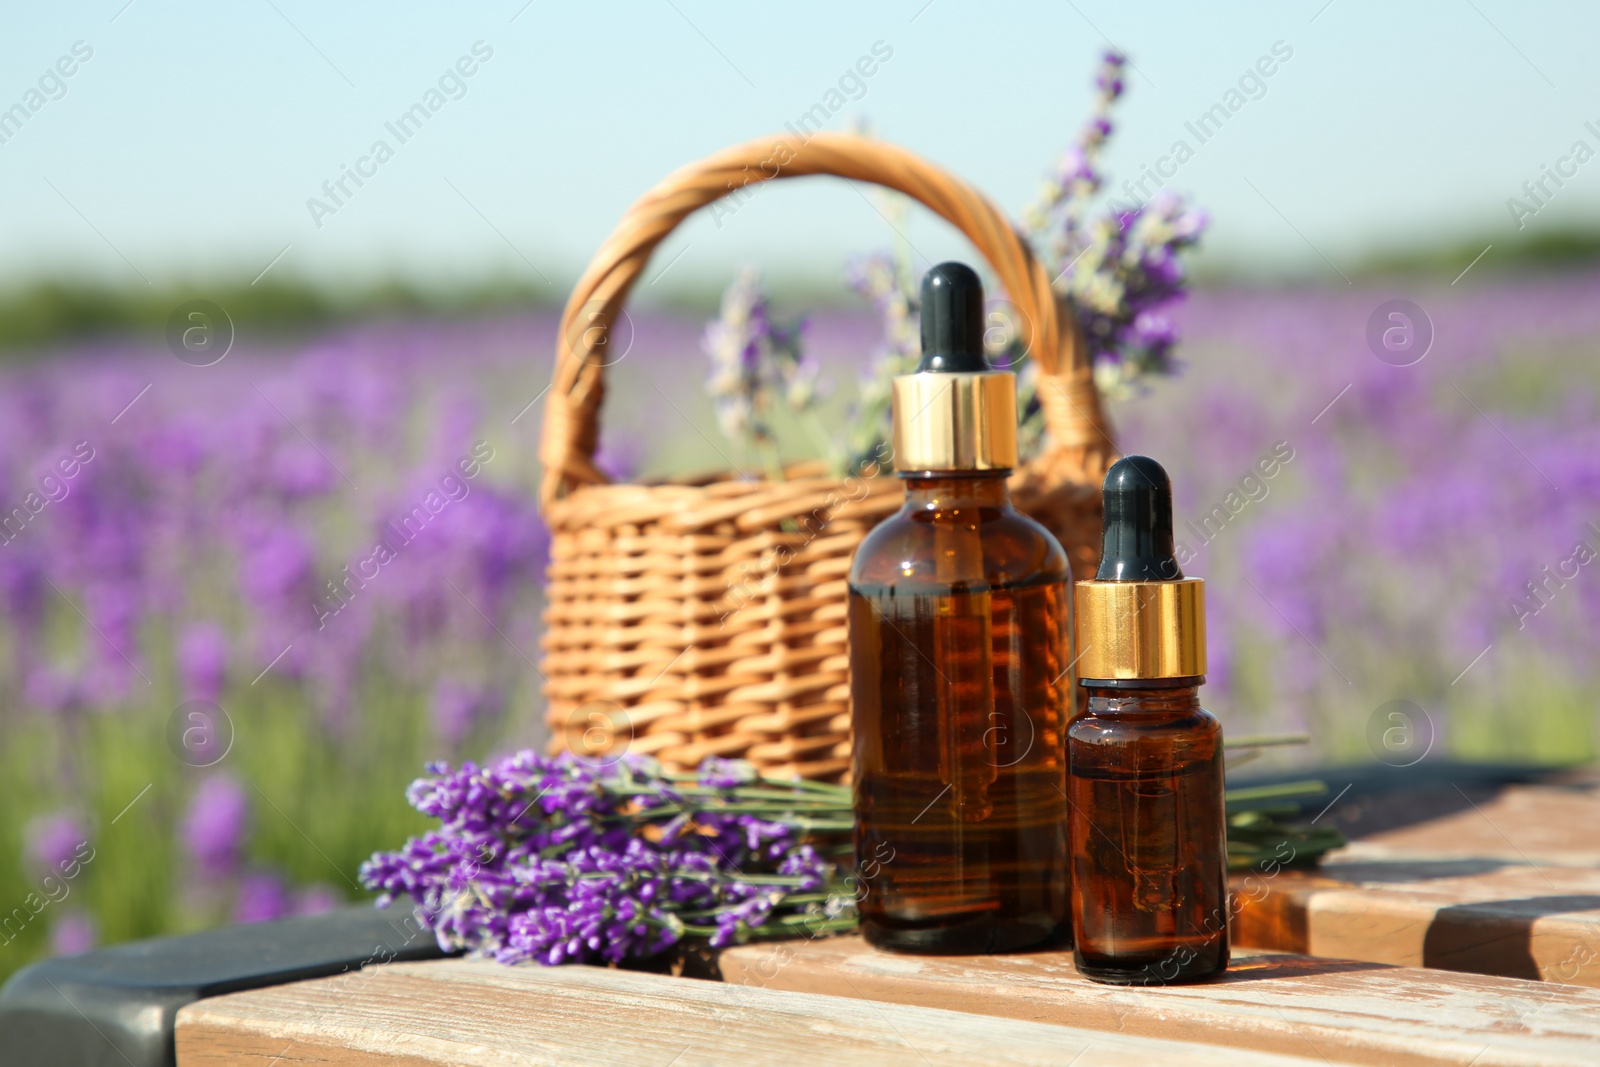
<box><xmin>848</xmin><ymin>262</ymin><xmax>1071</xmax><ymax>954</ymax></box>
<box><xmin>1069</xmin><ymin>456</ymin><xmax>1228</xmax><ymax>984</ymax></box>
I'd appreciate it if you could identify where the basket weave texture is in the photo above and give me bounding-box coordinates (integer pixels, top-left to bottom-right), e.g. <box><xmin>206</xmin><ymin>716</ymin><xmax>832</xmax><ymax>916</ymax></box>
<box><xmin>538</xmin><ymin>132</ymin><xmax>1117</xmax><ymax>780</ymax></box>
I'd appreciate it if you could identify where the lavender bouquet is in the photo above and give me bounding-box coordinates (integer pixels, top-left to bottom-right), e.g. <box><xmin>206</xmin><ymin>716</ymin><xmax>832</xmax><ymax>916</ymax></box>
<box><xmin>359</xmin><ymin>752</ymin><xmax>857</xmax><ymax>965</ymax></box>
<box><xmin>363</xmin><ymin>742</ymin><xmax>1342</xmax><ymax>966</ymax></box>
<box><xmin>706</xmin><ymin>50</ymin><xmax>1208</xmax><ymax>473</ymax></box>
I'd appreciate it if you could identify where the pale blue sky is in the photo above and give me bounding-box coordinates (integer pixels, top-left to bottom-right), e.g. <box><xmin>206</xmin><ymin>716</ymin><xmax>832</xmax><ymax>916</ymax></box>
<box><xmin>1</xmin><ymin>0</ymin><xmax>1595</xmax><ymax>293</ymax></box>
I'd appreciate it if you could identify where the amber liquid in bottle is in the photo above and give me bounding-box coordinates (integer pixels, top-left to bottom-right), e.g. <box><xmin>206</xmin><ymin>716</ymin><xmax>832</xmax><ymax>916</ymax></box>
<box><xmin>1068</xmin><ymin>683</ymin><xmax>1228</xmax><ymax>983</ymax></box>
<box><xmin>848</xmin><ymin>473</ymin><xmax>1071</xmax><ymax>954</ymax></box>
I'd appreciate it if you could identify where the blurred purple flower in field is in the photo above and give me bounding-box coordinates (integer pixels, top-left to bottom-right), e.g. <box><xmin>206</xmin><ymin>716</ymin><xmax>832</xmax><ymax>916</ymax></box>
<box><xmin>0</xmin><ymin>314</ymin><xmax>557</xmax><ymax>971</ymax></box>
<box><xmin>25</xmin><ymin>811</ymin><xmax>87</xmax><ymax>873</ymax></box>
<box><xmin>22</xmin><ymin>666</ymin><xmax>83</xmax><ymax>715</ymax></box>
<box><xmin>233</xmin><ymin>871</ymin><xmax>290</xmax><ymax>924</ymax></box>
<box><xmin>430</xmin><ymin>680</ymin><xmax>501</xmax><ymax>748</ymax></box>
<box><xmin>268</xmin><ymin>442</ymin><xmax>336</xmax><ymax>499</ymax></box>
<box><xmin>294</xmin><ymin>884</ymin><xmax>341</xmax><ymax>917</ymax></box>
<box><xmin>1106</xmin><ymin>271</ymin><xmax>1600</xmax><ymax>749</ymax></box>
<box><xmin>178</xmin><ymin>622</ymin><xmax>228</xmax><ymax>703</ymax></box>
<box><xmin>49</xmin><ymin>912</ymin><xmax>96</xmax><ymax>957</ymax></box>
<box><xmin>238</xmin><ymin>525</ymin><xmax>316</xmax><ymax>609</ymax></box>
<box><xmin>0</xmin><ymin>547</ymin><xmax>47</xmax><ymax>630</ymax></box>
<box><xmin>594</xmin><ymin>434</ymin><xmax>643</xmax><ymax>482</ymax></box>
<box><xmin>183</xmin><ymin>775</ymin><xmax>250</xmax><ymax>879</ymax></box>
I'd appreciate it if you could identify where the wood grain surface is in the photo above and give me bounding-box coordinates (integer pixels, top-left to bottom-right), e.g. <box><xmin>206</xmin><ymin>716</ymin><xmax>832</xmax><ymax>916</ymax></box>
<box><xmin>717</xmin><ymin>934</ymin><xmax>1600</xmax><ymax>1067</ymax></box>
<box><xmin>173</xmin><ymin>958</ymin><xmax>1330</xmax><ymax>1066</ymax></box>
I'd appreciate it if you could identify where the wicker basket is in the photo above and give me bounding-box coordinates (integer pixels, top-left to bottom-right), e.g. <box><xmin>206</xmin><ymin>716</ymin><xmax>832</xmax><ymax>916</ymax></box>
<box><xmin>538</xmin><ymin>132</ymin><xmax>1117</xmax><ymax>780</ymax></box>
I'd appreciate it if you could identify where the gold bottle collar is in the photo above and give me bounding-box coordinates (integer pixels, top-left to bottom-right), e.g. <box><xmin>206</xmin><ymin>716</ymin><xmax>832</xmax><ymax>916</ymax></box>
<box><xmin>1074</xmin><ymin>577</ymin><xmax>1206</xmax><ymax>681</ymax></box>
<box><xmin>890</xmin><ymin>371</ymin><xmax>1018</xmax><ymax>472</ymax></box>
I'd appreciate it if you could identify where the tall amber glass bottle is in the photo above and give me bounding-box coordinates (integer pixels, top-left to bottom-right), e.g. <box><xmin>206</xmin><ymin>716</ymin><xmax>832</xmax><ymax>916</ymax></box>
<box><xmin>1069</xmin><ymin>456</ymin><xmax>1228</xmax><ymax>983</ymax></box>
<box><xmin>848</xmin><ymin>262</ymin><xmax>1071</xmax><ymax>954</ymax></box>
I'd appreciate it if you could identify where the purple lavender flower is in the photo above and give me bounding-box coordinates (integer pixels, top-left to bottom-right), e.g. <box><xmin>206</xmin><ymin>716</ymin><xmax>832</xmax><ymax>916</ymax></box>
<box><xmin>293</xmin><ymin>884</ymin><xmax>342</xmax><ymax>916</ymax></box>
<box><xmin>183</xmin><ymin>775</ymin><xmax>250</xmax><ymax>879</ymax></box>
<box><xmin>711</xmin><ymin>892</ymin><xmax>777</xmax><ymax>948</ymax></box>
<box><xmin>429</xmin><ymin>680</ymin><xmax>499</xmax><ymax>748</ymax></box>
<box><xmin>703</xmin><ymin>266</ymin><xmax>816</xmax><ymax>468</ymax></box>
<box><xmin>25</xmin><ymin>811</ymin><xmax>87</xmax><ymax>873</ymax></box>
<box><xmin>1022</xmin><ymin>49</ymin><xmax>1130</xmax><ymax>244</ymax></box>
<box><xmin>237</xmin><ymin>524</ymin><xmax>315</xmax><ymax>612</ymax></box>
<box><xmin>698</xmin><ymin>757</ymin><xmax>758</xmax><ymax>790</ymax></box>
<box><xmin>1013</xmin><ymin>53</ymin><xmax>1209</xmax><ymax>402</ymax></box>
<box><xmin>1095</xmin><ymin>49</ymin><xmax>1127</xmax><ymax>95</ymax></box>
<box><xmin>233</xmin><ymin>871</ymin><xmax>291</xmax><ymax>923</ymax></box>
<box><xmin>0</xmin><ymin>546</ymin><xmax>46</xmax><ymax>631</ymax></box>
<box><xmin>21</xmin><ymin>667</ymin><xmax>76</xmax><ymax>713</ymax></box>
<box><xmin>361</xmin><ymin>752</ymin><xmax>854</xmax><ymax>966</ymax></box>
<box><xmin>177</xmin><ymin>622</ymin><xmax>228</xmax><ymax>703</ymax></box>
<box><xmin>49</xmin><ymin>912</ymin><xmax>96</xmax><ymax>957</ymax></box>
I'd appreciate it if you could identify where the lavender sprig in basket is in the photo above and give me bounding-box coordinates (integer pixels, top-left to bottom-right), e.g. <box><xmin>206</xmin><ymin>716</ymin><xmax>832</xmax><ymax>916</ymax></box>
<box><xmin>359</xmin><ymin>753</ymin><xmax>858</xmax><ymax>966</ymax></box>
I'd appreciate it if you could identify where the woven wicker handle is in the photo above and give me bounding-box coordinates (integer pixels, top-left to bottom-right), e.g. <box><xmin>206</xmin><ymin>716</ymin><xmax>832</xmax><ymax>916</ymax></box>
<box><xmin>539</xmin><ymin>131</ymin><xmax>1093</xmax><ymax>507</ymax></box>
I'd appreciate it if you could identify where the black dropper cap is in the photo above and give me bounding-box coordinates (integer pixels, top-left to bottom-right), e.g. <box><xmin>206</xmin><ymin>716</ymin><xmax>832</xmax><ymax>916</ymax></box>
<box><xmin>916</xmin><ymin>262</ymin><xmax>989</xmax><ymax>373</ymax></box>
<box><xmin>1095</xmin><ymin>455</ymin><xmax>1184</xmax><ymax>581</ymax></box>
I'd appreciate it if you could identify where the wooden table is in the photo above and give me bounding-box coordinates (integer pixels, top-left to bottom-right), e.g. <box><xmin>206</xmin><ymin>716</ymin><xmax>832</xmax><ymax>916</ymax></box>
<box><xmin>177</xmin><ymin>940</ymin><xmax>1600</xmax><ymax>1066</ymax></box>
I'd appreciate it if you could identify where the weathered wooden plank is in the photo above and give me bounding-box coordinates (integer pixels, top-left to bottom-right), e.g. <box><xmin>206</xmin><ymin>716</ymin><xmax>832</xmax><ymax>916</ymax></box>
<box><xmin>717</xmin><ymin>934</ymin><xmax>1600</xmax><ymax>1067</ymax></box>
<box><xmin>1231</xmin><ymin>859</ymin><xmax>1600</xmax><ymax>985</ymax></box>
<box><xmin>173</xmin><ymin>958</ymin><xmax>1327</xmax><ymax>1066</ymax></box>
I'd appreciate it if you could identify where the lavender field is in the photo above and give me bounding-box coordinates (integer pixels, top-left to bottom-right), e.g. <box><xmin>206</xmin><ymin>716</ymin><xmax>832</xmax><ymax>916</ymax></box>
<box><xmin>2</xmin><ymin>269</ymin><xmax>1598</xmax><ymax>980</ymax></box>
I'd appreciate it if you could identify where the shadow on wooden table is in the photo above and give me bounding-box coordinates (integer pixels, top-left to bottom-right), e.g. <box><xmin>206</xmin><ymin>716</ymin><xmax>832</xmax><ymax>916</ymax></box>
<box><xmin>1231</xmin><ymin>759</ymin><xmax>1567</xmax><ymax>839</ymax></box>
<box><xmin>1207</xmin><ymin>954</ymin><xmax>1390</xmax><ymax>982</ymax></box>
<box><xmin>1423</xmin><ymin>895</ymin><xmax>1600</xmax><ymax>979</ymax></box>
